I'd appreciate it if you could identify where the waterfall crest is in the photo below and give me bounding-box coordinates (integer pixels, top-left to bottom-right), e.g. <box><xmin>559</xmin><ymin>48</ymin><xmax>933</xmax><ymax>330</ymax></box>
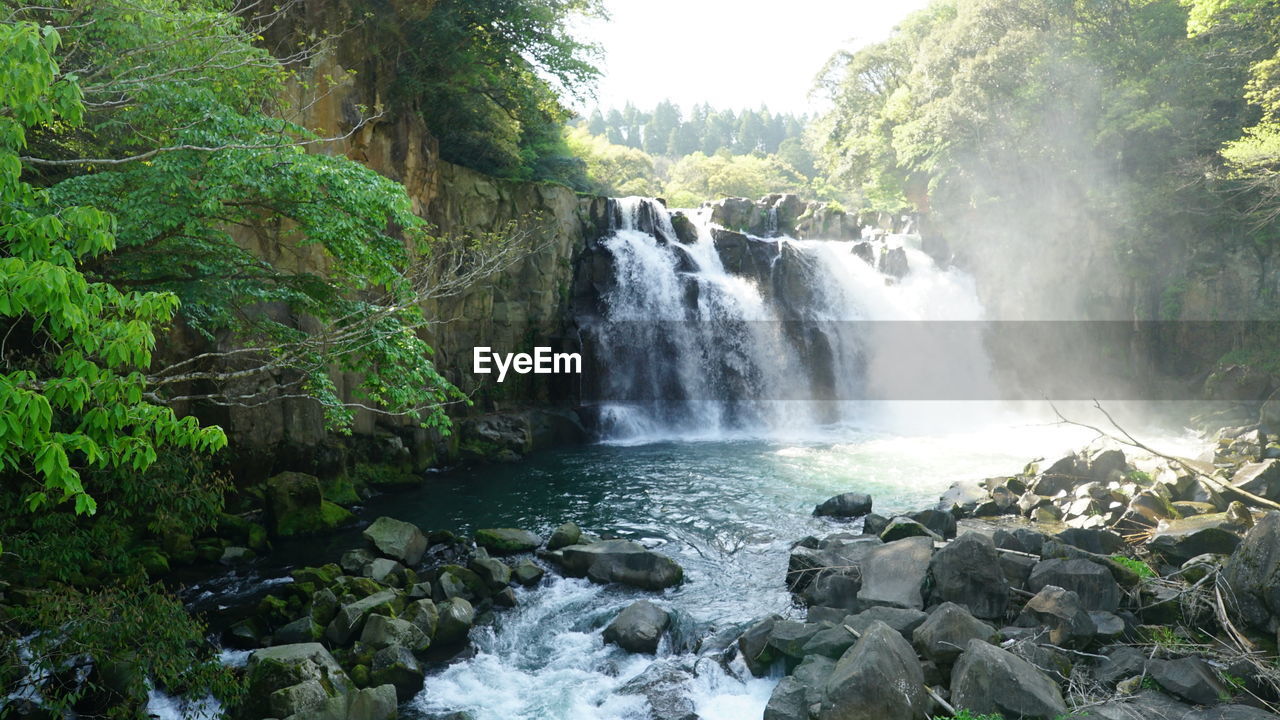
<box><xmin>575</xmin><ymin>197</ymin><xmax>997</xmax><ymax>441</ymax></box>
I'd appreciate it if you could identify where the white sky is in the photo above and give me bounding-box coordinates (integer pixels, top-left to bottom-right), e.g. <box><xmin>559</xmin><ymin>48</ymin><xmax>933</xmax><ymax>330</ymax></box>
<box><xmin>572</xmin><ymin>0</ymin><xmax>931</xmax><ymax>116</ymax></box>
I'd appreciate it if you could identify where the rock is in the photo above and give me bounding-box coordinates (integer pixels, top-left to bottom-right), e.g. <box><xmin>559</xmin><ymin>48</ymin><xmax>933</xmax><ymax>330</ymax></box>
<box><xmin>1000</xmin><ymin>553</ymin><xmax>1038</xmax><ymax>590</ymax></box>
<box><xmin>1027</xmin><ymin>558</ymin><xmax>1121</xmax><ymax>612</ymax></box>
<box><xmin>861</xmin><ymin>513</ymin><xmax>889</xmax><ymax>536</ymax></box>
<box><xmin>1150</xmin><ymin>514</ymin><xmax>1244</xmax><ymax>564</ymax></box>
<box><xmin>763</xmin><ymin>676</ymin><xmax>807</xmax><ymax>720</ymax></box>
<box><xmin>493</xmin><ymin>587</ymin><xmax>517</xmax><ymax>608</ymax></box>
<box><xmin>1055</xmin><ymin>528</ymin><xmax>1124</xmax><ymax>555</ymax></box>
<box><xmin>840</xmin><ymin>606</ymin><xmax>928</xmax><ymax>642</ymax></box>
<box><xmin>340</xmin><ymin>548</ymin><xmax>378</xmax><ymax>575</ymax></box>
<box><xmin>912</xmin><ymin>602</ymin><xmax>998</xmax><ymax>665</ymax></box>
<box><xmin>474</xmin><ymin>528</ymin><xmax>542</xmax><ymax>554</ymax></box>
<box><xmin>819</xmin><ymin>621</ymin><xmax>928</xmax><ymax>720</ymax></box>
<box><xmin>547</xmin><ymin>522</ymin><xmax>581</xmax><ymax>550</ymax></box>
<box><xmin>324</xmin><ymin>589</ymin><xmax>399</xmax><ymax>646</ymax></box>
<box><xmin>370</xmin><ymin>644</ymin><xmax>424</xmax><ymax>701</ymax></box>
<box><xmin>1149</xmin><ymin>656</ymin><xmax>1230</xmax><ymax>705</ymax></box>
<box><xmin>273</xmin><ymin>617</ymin><xmax>324</xmax><ymax>645</ymax></box>
<box><xmin>244</xmin><ymin>643</ymin><xmax>353</xmax><ymax>719</ymax></box>
<box><xmin>800</xmin><ymin>624</ymin><xmax>859</xmax><ymax>660</ymax></box>
<box><xmin>1092</xmin><ymin>645</ymin><xmax>1147</xmax><ymax>687</ymax></box>
<box><xmin>219</xmin><ymin>546</ymin><xmax>255</xmax><ymax>566</ymax></box>
<box><xmin>360</xmin><ymin>614</ymin><xmax>429</xmax><ymax>652</ymax></box>
<box><xmin>617</xmin><ymin>660</ymin><xmax>698</xmax><ymax>720</ymax></box>
<box><xmin>926</xmin><ymin>532</ymin><xmax>1009</xmax><ymax>621</ymax></box>
<box><xmin>790</xmin><ymin>536</ymin><xmax>880</xmax><ymax>600</ymax></box>
<box><xmin>951</xmin><ymin>639</ymin><xmax>1068</xmax><ymax>719</ymax></box>
<box><xmin>469</xmin><ymin>556</ymin><xmax>513</xmax><ymax>591</ymax></box>
<box><xmin>878</xmin><ymin>516</ymin><xmax>940</xmax><ymax>542</ymax></box>
<box><xmin>363</xmin><ymin>558</ymin><xmax>405</xmax><ymax>585</ymax></box>
<box><xmin>269</xmin><ymin>679</ymin><xmax>330</xmax><ymax>717</ymax></box>
<box><xmin>1231</xmin><ymin>460</ymin><xmax>1280</xmax><ymax>501</ymax></box>
<box><xmin>559</xmin><ymin>540</ymin><xmax>684</xmax><ymax>590</ymax></box>
<box><xmin>512</xmin><ymin>560</ymin><xmax>545</xmax><ymax>586</ymax></box>
<box><xmin>362</xmin><ymin>516</ymin><xmax>428</xmax><ymax>566</ymax></box>
<box><xmin>1018</xmin><ymin>585</ymin><xmax>1096</xmax><ymax>648</ymax></box>
<box><xmin>738</xmin><ymin>615</ymin><xmax>782</xmax><ymax>677</ymax></box>
<box><xmin>1090</xmin><ymin>611</ymin><xmax>1125</xmax><ymax>642</ymax></box>
<box><xmin>792</xmin><ymin>654</ymin><xmax>836</xmax><ymax>709</ymax></box>
<box><xmin>937</xmin><ymin>481</ymin><xmax>989</xmax><ymax>516</ymax></box>
<box><xmin>402</xmin><ymin>598</ymin><xmax>438</xmax><ymax>639</ymax></box>
<box><xmin>603</xmin><ymin>600</ymin><xmax>671</xmax><ymax>654</ymax></box>
<box><xmin>851</xmin><ymin>241</ymin><xmax>875</xmax><ymax>266</ymax></box>
<box><xmin>909</xmin><ymin>509</ymin><xmax>957</xmax><ymax>539</ymax></box>
<box><xmin>813</xmin><ymin>492</ymin><xmax>873</xmax><ymax>519</ymax></box>
<box><xmin>265</xmin><ymin>472</ymin><xmax>354</xmax><ymax>537</ymax></box>
<box><xmin>765</xmin><ymin>621</ymin><xmax>827</xmax><ymax>661</ymax></box>
<box><xmin>339</xmin><ymin>684</ymin><xmax>397</xmax><ymax>720</ymax></box>
<box><xmin>857</xmin><ymin>536</ymin><xmax>931</xmax><ymax>610</ymax></box>
<box><xmin>878</xmin><ymin>246</ymin><xmax>909</xmax><ymax>279</ymax></box>
<box><xmin>434</xmin><ymin>598</ymin><xmax>475</xmax><ymax>646</ymax></box>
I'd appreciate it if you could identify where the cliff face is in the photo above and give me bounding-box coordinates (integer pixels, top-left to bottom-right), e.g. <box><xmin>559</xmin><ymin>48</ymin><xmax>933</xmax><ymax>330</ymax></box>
<box><xmin>186</xmin><ymin>44</ymin><xmax>603</xmax><ymax>475</ymax></box>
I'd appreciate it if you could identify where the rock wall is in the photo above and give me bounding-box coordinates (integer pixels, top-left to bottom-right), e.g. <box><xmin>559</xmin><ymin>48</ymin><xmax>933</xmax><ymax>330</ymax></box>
<box><xmin>175</xmin><ymin>41</ymin><xmax>605</xmax><ymax>477</ymax></box>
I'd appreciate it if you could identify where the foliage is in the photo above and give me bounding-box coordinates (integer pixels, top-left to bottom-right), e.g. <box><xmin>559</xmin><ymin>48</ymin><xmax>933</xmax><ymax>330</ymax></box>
<box><xmin>0</xmin><ymin>19</ymin><xmax>226</xmax><ymax>519</ymax></box>
<box><xmin>390</xmin><ymin>0</ymin><xmax>603</xmax><ymax>186</ymax></box>
<box><xmin>664</xmin><ymin>152</ymin><xmax>809</xmax><ymax>207</ymax></box>
<box><xmin>1110</xmin><ymin>554</ymin><xmax>1157</xmax><ymax>578</ymax></box>
<box><xmin>565</xmin><ymin>126</ymin><xmax>660</xmax><ymax>196</ymax></box>
<box><xmin>582</xmin><ymin>101</ymin><xmax>809</xmax><ymax>158</ymax></box>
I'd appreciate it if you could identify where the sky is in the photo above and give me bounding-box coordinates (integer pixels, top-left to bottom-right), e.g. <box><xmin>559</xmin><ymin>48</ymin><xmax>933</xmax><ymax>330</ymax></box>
<box><xmin>571</xmin><ymin>0</ymin><xmax>931</xmax><ymax>117</ymax></box>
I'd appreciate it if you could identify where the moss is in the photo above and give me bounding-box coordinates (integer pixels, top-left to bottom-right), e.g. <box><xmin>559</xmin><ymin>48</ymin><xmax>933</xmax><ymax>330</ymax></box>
<box><xmin>293</xmin><ymin>564</ymin><xmax>343</xmax><ymax>588</ymax></box>
<box><xmin>276</xmin><ymin>500</ymin><xmax>355</xmax><ymax>537</ymax></box>
<box><xmin>134</xmin><ymin>546</ymin><xmax>170</xmax><ymax>577</ymax></box>
<box><xmin>246</xmin><ymin>522</ymin><xmax>269</xmax><ymax>551</ymax></box>
<box><xmin>350</xmin><ymin>663</ymin><xmax>370</xmax><ymax>688</ymax></box>
<box><xmin>321</xmin><ymin>475</ymin><xmax>362</xmax><ymax>506</ymax></box>
<box><xmin>1109</xmin><ymin>555</ymin><xmax>1156</xmax><ymax>579</ymax></box>
<box><xmin>352</xmin><ymin>462</ymin><xmax>420</xmax><ymax>489</ymax></box>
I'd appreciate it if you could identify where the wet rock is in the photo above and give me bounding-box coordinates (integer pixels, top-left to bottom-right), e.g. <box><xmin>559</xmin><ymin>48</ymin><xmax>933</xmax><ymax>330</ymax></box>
<box><xmin>603</xmin><ymin>600</ymin><xmax>671</xmax><ymax>654</ymax></box>
<box><xmin>469</xmin><ymin>556</ymin><xmax>513</xmax><ymax>591</ymax></box>
<box><xmin>340</xmin><ymin>548</ymin><xmax>378</xmax><ymax>575</ymax></box>
<box><xmin>819</xmin><ymin>621</ymin><xmax>928</xmax><ymax>720</ymax></box>
<box><xmin>618</xmin><ymin>659</ymin><xmax>698</xmax><ymax>720</ymax></box>
<box><xmin>360</xmin><ymin>614</ymin><xmax>429</xmax><ymax>652</ymax></box>
<box><xmin>1149</xmin><ymin>656</ymin><xmax>1231</xmax><ymax>706</ymax></box>
<box><xmin>1027</xmin><ymin>558</ymin><xmax>1121</xmax><ymax>612</ymax></box>
<box><xmin>1150</xmin><ymin>514</ymin><xmax>1245</xmax><ymax>564</ymax></box>
<box><xmin>492</xmin><ymin>586</ymin><xmax>518</xmax><ymax>608</ymax></box>
<box><xmin>951</xmin><ymin>639</ymin><xmax>1068</xmax><ymax>720</ymax></box>
<box><xmin>435</xmin><ymin>565</ymin><xmax>489</xmax><ymax>602</ymax></box>
<box><xmin>402</xmin><ymin>598</ymin><xmax>438</xmax><ymax>639</ymax></box>
<box><xmin>937</xmin><ymin>481</ymin><xmax>989</xmax><ymax>516</ymax></box>
<box><xmin>912</xmin><ymin>602</ymin><xmax>998</xmax><ymax>665</ymax></box>
<box><xmin>765</xmin><ymin>621</ymin><xmax>828</xmax><ymax>662</ymax></box>
<box><xmin>813</xmin><ymin>492</ymin><xmax>873</xmax><ymax>519</ymax></box>
<box><xmin>763</xmin><ymin>676</ymin><xmax>807</xmax><ymax>720</ymax></box>
<box><xmin>878</xmin><ymin>516</ymin><xmax>940</xmax><ymax>542</ymax></box>
<box><xmin>434</xmin><ymin>598</ymin><xmax>475</xmax><ymax>646</ymax></box>
<box><xmin>362</xmin><ymin>516</ymin><xmax>428</xmax><ymax>566</ymax></box>
<box><xmin>370</xmin><ymin>644</ymin><xmax>424</xmax><ymax>701</ymax></box>
<box><xmin>325</xmin><ymin>589</ymin><xmax>400</xmax><ymax>646</ymax></box>
<box><xmin>857</xmin><ymin>536</ymin><xmax>931</xmax><ymax>610</ymax></box>
<box><xmin>474</xmin><ymin>528</ymin><xmax>542</xmax><ymax>554</ymax></box>
<box><xmin>512</xmin><ymin>560</ymin><xmax>545</xmax><ymax>586</ymax></box>
<box><xmin>738</xmin><ymin>615</ymin><xmax>782</xmax><ymax>677</ymax></box>
<box><xmin>244</xmin><ymin>643</ymin><xmax>353</xmax><ymax>720</ymax></box>
<box><xmin>851</xmin><ymin>242</ymin><xmax>875</xmax><ymax>266</ymax></box>
<box><xmin>927</xmin><ymin>532</ymin><xmax>1009</xmax><ymax>621</ymax></box>
<box><xmin>559</xmin><ymin>540</ymin><xmax>684</xmax><ymax>590</ymax></box>
<box><xmin>878</xmin><ymin>246</ymin><xmax>909</xmax><ymax>279</ymax></box>
<box><xmin>363</xmin><ymin>558</ymin><xmax>404</xmax><ymax>586</ymax></box>
<box><xmin>792</xmin><ymin>654</ymin><xmax>836</xmax><ymax>709</ymax></box>
<box><xmin>861</xmin><ymin>513</ymin><xmax>889</xmax><ymax>536</ymax></box>
<box><xmin>1018</xmin><ymin>585</ymin><xmax>1096</xmax><ymax>649</ymax></box>
<box><xmin>547</xmin><ymin>522</ymin><xmax>582</xmax><ymax>550</ymax></box>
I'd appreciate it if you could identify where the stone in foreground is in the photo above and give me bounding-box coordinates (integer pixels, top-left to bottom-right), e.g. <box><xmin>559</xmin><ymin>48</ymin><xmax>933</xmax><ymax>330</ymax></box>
<box><xmin>951</xmin><ymin>638</ymin><xmax>1067</xmax><ymax>720</ymax></box>
<box><xmin>819</xmin><ymin>620</ymin><xmax>928</xmax><ymax>720</ymax></box>
<box><xmin>813</xmin><ymin>492</ymin><xmax>873</xmax><ymax>518</ymax></box>
<box><xmin>603</xmin><ymin>599</ymin><xmax>671</xmax><ymax>654</ymax></box>
<box><xmin>475</xmin><ymin>527</ymin><xmax>543</xmax><ymax>554</ymax></box>
<box><xmin>560</xmin><ymin>539</ymin><xmax>684</xmax><ymax>590</ymax></box>
<box><xmin>362</xmin><ymin>516</ymin><xmax>428</xmax><ymax>566</ymax></box>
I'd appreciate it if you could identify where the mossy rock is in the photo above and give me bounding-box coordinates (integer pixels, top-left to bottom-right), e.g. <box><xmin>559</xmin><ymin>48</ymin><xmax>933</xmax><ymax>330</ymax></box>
<box><xmin>293</xmin><ymin>564</ymin><xmax>343</xmax><ymax>589</ymax></box>
<box><xmin>277</xmin><ymin>500</ymin><xmax>355</xmax><ymax>537</ymax></box>
<box><xmin>266</xmin><ymin>471</ymin><xmax>356</xmax><ymax>537</ymax></box>
<box><xmin>134</xmin><ymin>546</ymin><xmax>170</xmax><ymax>577</ymax></box>
<box><xmin>474</xmin><ymin>528</ymin><xmax>542</xmax><ymax>554</ymax></box>
<box><xmin>353</xmin><ymin>462</ymin><xmax>421</xmax><ymax>489</ymax></box>
<box><xmin>321</xmin><ymin>475</ymin><xmax>363</xmax><ymax>507</ymax></box>
<box><xmin>246</xmin><ymin>523</ymin><xmax>269</xmax><ymax>551</ymax></box>
<box><xmin>257</xmin><ymin>594</ymin><xmax>292</xmax><ymax>626</ymax></box>
<box><xmin>350</xmin><ymin>663</ymin><xmax>370</xmax><ymax>688</ymax></box>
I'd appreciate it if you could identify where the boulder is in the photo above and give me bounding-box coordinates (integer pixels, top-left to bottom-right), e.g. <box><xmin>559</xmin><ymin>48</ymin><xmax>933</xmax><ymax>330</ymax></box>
<box><xmin>878</xmin><ymin>246</ymin><xmax>909</xmax><ymax>279</ymax></box>
<box><xmin>878</xmin><ymin>516</ymin><xmax>940</xmax><ymax>542</ymax></box>
<box><xmin>273</xmin><ymin>617</ymin><xmax>323</xmax><ymax>645</ymax></box>
<box><xmin>926</xmin><ymin>532</ymin><xmax>1009</xmax><ymax>620</ymax></box>
<box><xmin>559</xmin><ymin>540</ymin><xmax>684</xmax><ymax>590</ymax></box>
<box><xmin>1027</xmin><ymin>558</ymin><xmax>1121</xmax><ymax>612</ymax></box>
<box><xmin>1149</xmin><ymin>514</ymin><xmax>1244</xmax><ymax>564</ymax></box>
<box><xmin>1055</xmin><ymin>528</ymin><xmax>1124</xmax><ymax>555</ymax></box>
<box><xmin>359</xmin><ymin>614</ymin><xmax>429</xmax><ymax>652</ymax></box>
<box><xmin>937</xmin><ymin>481</ymin><xmax>989</xmax><ymax>516</ymax></box>
<box><xmin>763</xmin><ymin>676</ymin><xmax>808</xmax><ymax>720</ymax></box>
<box><xmin>603</xmin><ymin>600</ymin><xmax>671</xmax><ymax>654</ymax></box>
<box><xmin>813</xmin><ymin>492</ymin><xmax>873</xmax><ymax>519</ymax></box>
<box><xmin>738</xmin><ymin>615</ymin><xmax>782</xmax><ymax>676</ymax></box>
<box><xmin>244</xmin><ymin>643</ymin><xmax>353</xmax><ymax>719</ymax></box>
<box><xmin>617</xmin><ymin>660</ymin><xmax>698</xmax><ymax>720</ymax></box>
<box><xmin>912</xmin><ymin>602</ymin><xmax>997</xmax><ymax>665</ymax></box>
<box><xmin>513</xmin><ymin>560</ymin><xmax>545</xmax><ymax>586</ymax></box>
<box><xmin>469</xmin><ymin>556</ymin><xmax>513</xmax><ymax>591</ymax></box>
<box><xmin>1018</xmin><ymin>585</ymin><xmax>1096</xmax><ymax>649</ymax></box>
<box><xmin>547</xmin><ymin>522</ymin><xmax>582</xmax><ymax>550</ymax></box>
<box><xmin>402</xmin><ymin>598</ymin><xmax>438</xmax><ymax>639</ymax></box>
<box><xmin>1092</xmin><ymin>645</ymin><xmax>1147</xmax><ymax>687</ymax></box>
<box><xmin>765</xmin><ymin>621</ymin><xmax>828</xmax><ymax>661</ymax></box>
<box><xmin>819</xmin><ymin>621</ymin><xmax>928</xmax><ymax>720</ymax></box>
<box><xmin>370</xmin><ymin>644</ymin><xmax>424</xmax><ymax>701</ymax></box>
<box><xmin>363</xmin><ymin>558</ymin><xmax>404</xmax><ymax>586</ymax></box>
<box><xmin>951</xmin><ymin>639</ymin><xmax>1068</xmax><ymax>719</ymax></box>
<box><xmin>362</xmin><ymin>516</ymin><xmax>428</xmax><ymax>566</ymax></box>
<box><xmin>324</xmin><ymin>589</ymin><xmax>399</xmax><ymax>646</ymax></box>
<box><xmin>433</xmin><ymin>597</ymin><xmax>475</xmax><ymax>646</ymax></box>
<box><xmin>474</xmin><ymin>528</ymin><xmax>542</xmax><ymax>554</ymax></box>
<box><xmin>909</xmin><ymin>509</ymin><xmax>957</xmax><ymax>539</ymax></box>
<box><xmin>265</xmin><ymin>472</ymin><xmax>354</xmax><ymax>537</ymax></box>
<box><xmin>1149</xmin><ymin>656</ymin><xmax>1230</xmax><ymax>706</ymax></box>
<box><xmin>1231</xmin><ymin>460</ymin><xmax>1280</xmax><ymax>502</ymax></box>
<box><xmin>840</xmin><ymin>606</ymin><xmax>928</xmax><ymax>642</ymax></box>
<box><xmin>435</xmin><ymin>565</ymin><xmax>489</xmax><ymax>602</ymax></box>
<box><xmin>857</xmin><ymin>536</ymin><xmax>931</xmax><ymax>610</ymax></box>
<box><xmin>800</xmin><ymin>624</ymin><xmax>859</xmax><ymax>660</ymax></box>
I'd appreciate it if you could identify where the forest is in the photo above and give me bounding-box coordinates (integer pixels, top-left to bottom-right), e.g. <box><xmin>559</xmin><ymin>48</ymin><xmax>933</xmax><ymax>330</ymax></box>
<box><xmin>5</xmin><ymin>0</ymin><xmax>1280</xmax><ymax>718</ymax></box>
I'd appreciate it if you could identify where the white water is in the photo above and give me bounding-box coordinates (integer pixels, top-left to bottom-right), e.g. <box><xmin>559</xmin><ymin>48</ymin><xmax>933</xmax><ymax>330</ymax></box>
<box><xmin>586</xmin><ymin>198</ymin><xmax>1000</xmax><ymax>443</ymax></box>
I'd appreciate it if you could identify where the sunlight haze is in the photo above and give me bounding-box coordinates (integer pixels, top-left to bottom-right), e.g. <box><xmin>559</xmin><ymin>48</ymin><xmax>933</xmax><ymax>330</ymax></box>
<box><xmin>575</xmin><ymin>0</ymin><xmax>931</xmax><ymax>114</ymax></box>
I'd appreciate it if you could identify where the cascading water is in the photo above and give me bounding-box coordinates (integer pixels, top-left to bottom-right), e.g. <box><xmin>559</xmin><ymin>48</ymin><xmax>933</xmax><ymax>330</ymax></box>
<box><xmin>579</xmin><ymin>197</ymin><xmax>998</xmax><ymax>441</ymax></box>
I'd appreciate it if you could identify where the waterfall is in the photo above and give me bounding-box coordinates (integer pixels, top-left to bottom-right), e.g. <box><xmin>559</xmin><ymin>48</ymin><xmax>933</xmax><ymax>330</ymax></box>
<box><xmin>577</xmin><ymin>197</ymin><xmax>996</xmax><ymax>441</ymax></box>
